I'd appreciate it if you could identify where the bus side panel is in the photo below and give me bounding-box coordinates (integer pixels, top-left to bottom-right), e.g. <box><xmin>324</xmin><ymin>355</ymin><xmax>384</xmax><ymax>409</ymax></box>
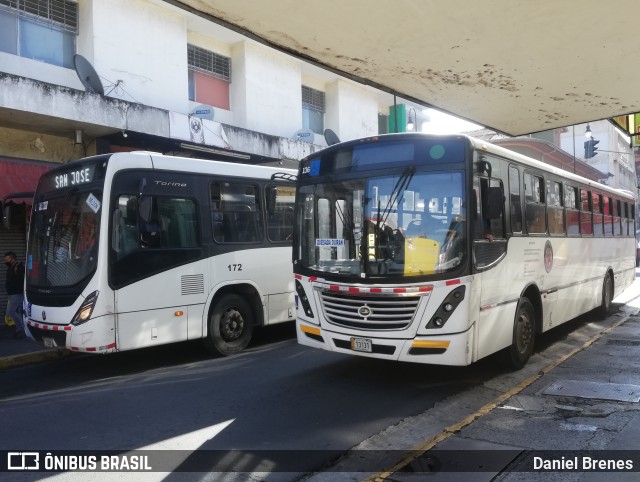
<box><xmin>115</xmin><ymin>259</ymin><xmax>208</xmax><ymax>351</ymax></box>
<box><xmin>208</xmin><ymin>246</ymin><xmax>294</xmax><ymax>326</ymax></box>
<box><xmin>476</xmin><ymin>255</ymin><xmax>518</xmax><ymax>360</ymax></box>
<box><xmin>267</xmin><ymin>292</ymin><xmax>295</xmax><ymax>325</ymax></box>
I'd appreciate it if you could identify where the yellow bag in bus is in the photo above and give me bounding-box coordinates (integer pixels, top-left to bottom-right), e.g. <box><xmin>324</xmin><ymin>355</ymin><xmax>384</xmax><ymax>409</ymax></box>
<box><xmin>404</xmin><ymin>236</ymin><xmax>439</xmax><ymax>275</ymax></box>
<box><xmin>4</xmin><ymin>314</ymin><xmax>16</xmax><ymax>327</ymax></box>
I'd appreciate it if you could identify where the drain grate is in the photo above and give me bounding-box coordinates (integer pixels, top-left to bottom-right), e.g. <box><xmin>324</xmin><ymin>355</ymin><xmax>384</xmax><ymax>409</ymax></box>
<box><xmin>606</xmin><ymin>339</ymin><xmax>640</xmax><ymax>346</ymax></box>
<box><xmin>542</xmin><ymin>380</ymin><xmax>640</xmax><ymax>402</ymax></box>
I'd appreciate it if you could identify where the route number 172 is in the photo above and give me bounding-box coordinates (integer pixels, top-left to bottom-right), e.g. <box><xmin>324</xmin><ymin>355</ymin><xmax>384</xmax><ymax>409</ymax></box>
<box><xmin>228</xmin><ymin>264</ymin><xmax>243</xmax><ymax>271</ymax></box>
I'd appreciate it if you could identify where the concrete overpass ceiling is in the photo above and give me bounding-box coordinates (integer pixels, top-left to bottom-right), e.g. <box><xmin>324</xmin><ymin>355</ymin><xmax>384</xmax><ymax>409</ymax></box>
<box><xmin>165</xmin><ymin>0</ymin><xmax>639</xmax><ymax>136</ymax></box>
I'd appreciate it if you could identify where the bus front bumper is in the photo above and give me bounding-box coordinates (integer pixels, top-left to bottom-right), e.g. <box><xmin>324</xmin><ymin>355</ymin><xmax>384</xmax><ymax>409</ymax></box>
<box><xmin>297</xmin><ymin>322</ymin><xmax>474</xmax><ymax>366</ymax></box>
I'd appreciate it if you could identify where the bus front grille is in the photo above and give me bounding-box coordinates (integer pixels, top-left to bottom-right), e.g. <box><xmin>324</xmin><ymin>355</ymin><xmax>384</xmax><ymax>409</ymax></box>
<box><xmin>318</xmin><ymin>291</ymin><xmax>420</xmax><ymax>330</ymax></box>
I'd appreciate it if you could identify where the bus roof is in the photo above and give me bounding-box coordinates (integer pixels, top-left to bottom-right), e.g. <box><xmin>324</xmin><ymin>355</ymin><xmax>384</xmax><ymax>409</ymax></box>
<box><xmin>54</xmin><ymin>151</ymin><xmax>297</xmax><ymax>181</ymax></box>
<box><xmin>302</xmin><ymin>133</ymin><xmax>634</xmax><ymax>201</ymax></box>
<box><xmin>466</xmin><ymin>136</ymin><xmax>635</xmax><ymax>200</ymax></box>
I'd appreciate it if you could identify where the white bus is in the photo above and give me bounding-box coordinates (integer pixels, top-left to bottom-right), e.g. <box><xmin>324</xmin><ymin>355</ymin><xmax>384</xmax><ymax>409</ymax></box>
<box><xmin>25</xmin><ymin>151</ymin><xmax>297</xmax><ymax>355</ymax></box>
<box><xmin>293</xmin><ymin>134</ymin><xmax>636</xmax><ymax>368</ymax></box>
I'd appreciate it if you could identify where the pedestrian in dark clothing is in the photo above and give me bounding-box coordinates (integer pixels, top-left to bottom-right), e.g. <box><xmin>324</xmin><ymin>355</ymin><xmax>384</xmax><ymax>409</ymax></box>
<box><xmin>4</xmin><ymin>251</ymin><xmax>25</xmax><ymax>338</ymax></box>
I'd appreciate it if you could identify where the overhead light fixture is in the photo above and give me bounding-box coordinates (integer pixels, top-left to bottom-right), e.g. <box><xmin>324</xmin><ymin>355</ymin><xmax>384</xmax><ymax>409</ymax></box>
<box><xmin>74</xmin><ymin>129</ymin><xmax>83</xmax><ymax>145</ymax></box>
<box><xmin>585</xmin><ymin>124</ymin><xmax>592</xmax><ymax>138</ymax></box>
<box><xmin>179</xmin><ymin>142</ymin><xmax>250</xmax><ymax>160</ymax></box>
<box><xmin>122</xmin><ymin>130</ymin><xmax>128</xmax><ymax>138</ymax></box>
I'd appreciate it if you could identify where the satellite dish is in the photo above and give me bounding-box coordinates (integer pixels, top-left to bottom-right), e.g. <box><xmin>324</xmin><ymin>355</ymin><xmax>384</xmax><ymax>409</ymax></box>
<box><xmin>324</xmin><ymin>129</ymin><xmax>340</xmax><ymax>146</ymax></box>
<box><xmin>73</xmin><ymin>54</ymin><xmax>104</xmax><ymax>95</ymax></box>
<box><xmin>292</xmin><ymin>128</ymin><xmax>315</xmax><ymax>144</ymax></box>
<box><xmin>191</xmin><ymin>104</ymin><xmax>215</xmax><ymax>121</ymax></box>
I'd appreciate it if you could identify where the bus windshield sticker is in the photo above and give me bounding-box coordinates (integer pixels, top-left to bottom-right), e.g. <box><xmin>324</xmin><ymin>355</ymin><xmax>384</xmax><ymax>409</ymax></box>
<box><xmin>309</xmin><ymin>159</ymin><xmax>321</xmax><ymax>177</ymax></box>
<box><xmin>38</xmin><ymin>201</ymin><xmax>48</xmax><ymax>211</ymax></box>
<box><xmin>86</xmin><ymin>193</ymin><xmax>101</xmax><ymax>213</ymax></box>
<box><xmin>430</xmin><ymin>144</ymin><xmax>446</xmax><ymax>159</ymax></box>
<box><xmin>316</xmin><ymin>238</ymin><xmax>345</xmax><ymax>247</ymax></box>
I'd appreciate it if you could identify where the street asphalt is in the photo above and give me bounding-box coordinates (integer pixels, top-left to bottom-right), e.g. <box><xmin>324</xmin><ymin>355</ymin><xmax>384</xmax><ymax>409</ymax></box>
<box><xmin>3</xmin><ymin>273</ymin><xmax>640</xmax><ymax>481</ymax></box>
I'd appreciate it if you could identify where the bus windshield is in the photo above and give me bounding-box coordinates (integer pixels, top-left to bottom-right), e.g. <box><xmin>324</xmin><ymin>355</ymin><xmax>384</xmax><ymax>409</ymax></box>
<box><xmin>27</xmin><ymin>188</ymin><xmax>102</xmax><ymax>289</ymax></box>
<box><xmin>296</xmin><ymin>169</ymin><xmax>466</xmax><ymax>279</ymax></box>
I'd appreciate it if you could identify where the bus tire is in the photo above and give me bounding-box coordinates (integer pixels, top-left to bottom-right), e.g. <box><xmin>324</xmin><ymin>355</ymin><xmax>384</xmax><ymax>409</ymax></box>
<box><xmin>204</xmin><ymin>294</ymin><xmax>254</xmax><ymax>356</ymax></box>
<box><xmin>597</xmin><ymin>273</ymin><xmax>613</xmax><ymax>320</ymax></box>
<box><xmin>504</xmin><ymin>297</ymin><xmax>535</xmax><ymax>370</ymax></box>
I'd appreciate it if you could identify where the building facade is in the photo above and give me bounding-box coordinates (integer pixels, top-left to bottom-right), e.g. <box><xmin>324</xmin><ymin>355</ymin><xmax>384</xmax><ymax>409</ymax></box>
<box><xmin>0</xmin><ymin>0</ymin><xmax>411</xmax><ymax>312</ymax></box>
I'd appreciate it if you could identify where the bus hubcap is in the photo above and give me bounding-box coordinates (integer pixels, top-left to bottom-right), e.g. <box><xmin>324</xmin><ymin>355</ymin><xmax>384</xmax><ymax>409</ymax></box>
<box><xmin>516</xmin><ymin>312</ymin><xmax>532</xmax><ymax>353</ymax></box>
<box><xmin>221</xmin><ymin>308</ymin><xmax>244</xmax><ymax>341</ymax></box>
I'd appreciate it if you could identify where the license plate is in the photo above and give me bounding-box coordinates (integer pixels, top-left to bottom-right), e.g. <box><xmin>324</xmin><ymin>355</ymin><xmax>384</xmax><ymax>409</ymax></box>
<box><xmin>351</xmin><ymin>337</ymin><xmax>372</xmax><ymax>353</ymax></box>
<box><xmin>42</xmin><ymin>337</ymin><xmax>57</xmax><ymax>348</ymax></box>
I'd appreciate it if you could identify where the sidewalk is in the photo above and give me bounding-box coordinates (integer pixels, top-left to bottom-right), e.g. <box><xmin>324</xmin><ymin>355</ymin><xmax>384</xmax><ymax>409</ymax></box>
<box><xmin>311</xmin><ymin>275</ymin><xmax>640</xmax><ymax>481</ymax></box>
<box><xmin>2</xmin><ymin>278</ymin><xmax>640</xmax><ymax>480</ymax></box>
<box><xmin>0</xmin><ymin>323</ymin><xmax>68</xmax><ymax>369</ymax></box>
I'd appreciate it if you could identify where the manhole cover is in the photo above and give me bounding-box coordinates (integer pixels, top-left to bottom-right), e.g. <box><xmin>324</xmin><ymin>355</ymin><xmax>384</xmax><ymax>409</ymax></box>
<box><xmin>543</xmin><ymin>380</ymin><xmax>640</xmax><ymax>402</ymax></box>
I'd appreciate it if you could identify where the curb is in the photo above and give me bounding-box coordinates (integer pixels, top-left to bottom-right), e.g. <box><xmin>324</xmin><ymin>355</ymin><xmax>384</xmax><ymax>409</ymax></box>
<box><xmin>0</xmin><ymin>349</ymin><xmax>71</xmax><ymax>369</ymax></box>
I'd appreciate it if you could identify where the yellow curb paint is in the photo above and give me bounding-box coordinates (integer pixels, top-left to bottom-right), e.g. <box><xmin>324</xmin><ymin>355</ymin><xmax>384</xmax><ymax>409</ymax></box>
<box><xmin>364</xmin><ymin>316</ymin><xmax>629</xmax><ymax>481</ymax></box>
<box><xmin>0</xmin><ymin>350</ymin><xmax>69</xmax><ymax>369</ymax></box>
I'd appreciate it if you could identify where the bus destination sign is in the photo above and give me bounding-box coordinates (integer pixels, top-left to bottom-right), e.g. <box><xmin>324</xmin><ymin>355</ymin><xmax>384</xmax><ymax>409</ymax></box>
<box><xmin>55</xmin><ymin>166</ymin><xmax>94</xmax><ymax>189</ymax></box>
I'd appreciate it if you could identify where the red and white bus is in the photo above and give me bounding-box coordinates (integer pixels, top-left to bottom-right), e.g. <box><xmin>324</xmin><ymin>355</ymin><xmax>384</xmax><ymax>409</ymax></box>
<box><xmin>293</xmin><ymin>133</ymin><xmax>636</xmax><ymax>368</ymax></box>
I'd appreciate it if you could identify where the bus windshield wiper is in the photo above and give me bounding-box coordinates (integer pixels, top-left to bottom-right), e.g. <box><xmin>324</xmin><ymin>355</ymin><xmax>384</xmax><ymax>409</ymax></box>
<box><xmin>379</xmin><ymin>166</ymin><xmax>415</xmax><ymax>229</ymax></box>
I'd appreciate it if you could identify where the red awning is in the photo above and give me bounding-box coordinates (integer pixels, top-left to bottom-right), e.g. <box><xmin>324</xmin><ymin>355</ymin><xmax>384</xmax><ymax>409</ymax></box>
<box><xmin>0</xmin><ymin>158</ymin><xmax>54</xmax><ymax>204</ymax></box>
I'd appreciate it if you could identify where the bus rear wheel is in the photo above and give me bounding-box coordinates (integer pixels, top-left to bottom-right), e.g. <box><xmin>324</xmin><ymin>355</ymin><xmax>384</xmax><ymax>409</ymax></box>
<box><xmin>204</xmin><ymin>294</ymin><xmax>254</xmax><ymax>356</ymax></box>
<box><xmin>504</xmin><ymin>297</ymin><xmax>535</xmax><ymax>370</ymax></box>
<box><xmin>597</xmin><ymin>273</ymin><xmax>613</xmax><ymax>320</ymax></box>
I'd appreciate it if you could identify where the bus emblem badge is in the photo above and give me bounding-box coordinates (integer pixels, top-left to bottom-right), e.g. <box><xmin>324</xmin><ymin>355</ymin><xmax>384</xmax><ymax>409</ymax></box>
<box><xmin>42</xmin><ymin>311</ymin><xmax>46</xmax><ymax>321</ymax></box>
<box><xmin>544</xmin><ymin>241</ymin><xmax>553</xmax><ymax>273</ymax></box>
<box><xmin>358</xmin><ymin>306</ymin><xmax>371</xmax><ymax>317</ymax></box>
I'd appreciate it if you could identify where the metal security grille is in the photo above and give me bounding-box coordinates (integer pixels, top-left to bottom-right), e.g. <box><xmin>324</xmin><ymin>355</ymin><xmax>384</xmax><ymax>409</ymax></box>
<box><xmin>302</xmin><ymin>86</ymin><xmax>325</xmax><ymax>112</ymax></box>
<box><xmin>0</xmin><ymin>0</ymin><xmax>78</xmax><ymax>32</ymax></box>
<box><xmin>318</xmin><ymin>290</ymin><xmax>420</xmax><ymax>330</ymax></box>
<box><xmin>187</xmin><ymin>44</ymin><xmax>231</xmax><ymax>82</ymax></box>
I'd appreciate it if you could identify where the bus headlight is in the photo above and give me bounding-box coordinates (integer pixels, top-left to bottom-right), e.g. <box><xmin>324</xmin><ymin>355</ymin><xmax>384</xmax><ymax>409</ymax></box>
<box><xmin>71</xmin><ymin>290</ymin><xmax>99</xmax><ymax>326</ymax></box>
<box><xmin>426</xmin><ymin>286</ymin><xmax>466</xmax><ymax>329</ymax></box>
<box><xmin>295</xmin><ymin>280</ymin><xmax>314</xmax><ymax>318</ymax></box>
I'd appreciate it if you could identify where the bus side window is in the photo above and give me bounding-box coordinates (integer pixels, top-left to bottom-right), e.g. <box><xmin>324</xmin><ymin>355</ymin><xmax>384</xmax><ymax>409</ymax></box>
<box><xmin>524</xmin><ymin>173</ymin><xmax>546</xmax><ymax>234</ymax></box>
<box><xmin>114</xmin><ymin>195</ymin><xmax>139</xmax><ymax>259</ymax></box>
<box><xmin>266</xmin><ymin>185</ymin><xmax>295</xmax><ymax>242</ymax></box>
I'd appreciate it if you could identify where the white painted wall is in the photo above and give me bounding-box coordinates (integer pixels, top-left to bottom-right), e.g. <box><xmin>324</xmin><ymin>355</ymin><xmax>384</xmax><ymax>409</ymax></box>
<box><xmin>89</xmin><ymin>0</ymin><xmax>188</xmax><ymax>112</ymax></box>
<box><xmin>326</xmin><ymin>79</ymin><xmax>379</xmax><ymax>142</ymax></box>
<box><xmin>1</xmin><ymin>0</ymin><xmax>390</xmax><ymax>158</ymax></box>
<box><xmin>236</xmin><ymin>42</ymin><xmax>302</xmax><ymax>139</ymax></box>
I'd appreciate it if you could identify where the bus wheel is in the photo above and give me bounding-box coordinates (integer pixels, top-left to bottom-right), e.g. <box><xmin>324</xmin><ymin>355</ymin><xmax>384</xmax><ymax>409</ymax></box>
<box><xmin>504</xmin><ymin>297</ymin><xmax>535</xmax><ymax>370</ymax></box>
<box><xmin>204</xmin><ymin>294</ymin><xmax>254</xmax><ymax>356</ymax></box>
<box><xmin>598</xmin><ymin>273</ymin><xmax>613</xmax><ymax>320</ymax></box>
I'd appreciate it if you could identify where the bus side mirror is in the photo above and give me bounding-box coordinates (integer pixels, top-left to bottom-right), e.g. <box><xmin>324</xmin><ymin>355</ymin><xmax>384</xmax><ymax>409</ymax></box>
<box><xmin>138</xmin><ymin>196</ymin><xmax>152</xmax><ymax>223</ymax></box>
<box><xmin>112</xmin><ymin>209</ymin><xmax>122</xmax><ymax>253</ymax></box>
<box><xmin>266</xmin><ymin>187</ymin><xmax>277</xmax><ymax>214</ymax></box>
<box><xmin>483</xmin><ymin>187</ymin><xmax>504</xmax><ymax>219</ymax></box>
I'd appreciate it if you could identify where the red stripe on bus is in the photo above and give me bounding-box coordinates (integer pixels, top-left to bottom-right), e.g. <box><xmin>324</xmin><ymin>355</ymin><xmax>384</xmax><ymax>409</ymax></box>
<box><xmin>446</xmin><ymin>279</ymin><xmax>461</xmax><ymax>286</ymax></box>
